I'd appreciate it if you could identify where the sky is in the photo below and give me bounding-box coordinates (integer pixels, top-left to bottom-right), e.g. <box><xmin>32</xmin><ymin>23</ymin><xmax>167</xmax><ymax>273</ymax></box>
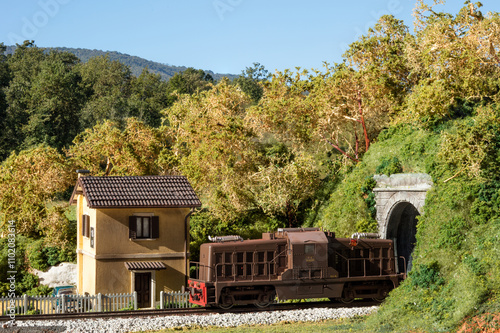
<box><xmin>1</xmin><ymin>1</ymin><xmax>500</xmax><ymax>75</ymax></box>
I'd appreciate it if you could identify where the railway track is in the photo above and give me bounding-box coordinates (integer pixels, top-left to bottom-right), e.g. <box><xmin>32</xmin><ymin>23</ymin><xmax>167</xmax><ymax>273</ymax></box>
<box><xmin>2</xmin><ymin>299</ymin><xmax>378</xmax><ymax>322</ymax></box>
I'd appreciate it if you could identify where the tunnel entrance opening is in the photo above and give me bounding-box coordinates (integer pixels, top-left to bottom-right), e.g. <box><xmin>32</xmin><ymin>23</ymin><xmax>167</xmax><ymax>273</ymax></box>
<box><xmin>386</xmin><ymin>202</ymin><xmax>419</xmax><ymax>273</ymax></box>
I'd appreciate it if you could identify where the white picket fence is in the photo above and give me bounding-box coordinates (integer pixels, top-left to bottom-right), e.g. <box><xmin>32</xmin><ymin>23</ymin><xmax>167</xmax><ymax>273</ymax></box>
<box><xmin>1</xmin><ymin>291</ymin><xmax>191</xmax><ymax>316</ymax></box>
<box><xmin>159</xmin><ymin>290</ymin><xmax>192</xmax><ymax>309</ymax></box>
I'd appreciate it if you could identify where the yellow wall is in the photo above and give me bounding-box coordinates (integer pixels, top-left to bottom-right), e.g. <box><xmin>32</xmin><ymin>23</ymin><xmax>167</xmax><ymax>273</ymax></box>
<box><xmin>95</xmin><ymin>207</ymin><xmax>189</xmax><ymax>255</ymax></box>
<box><xmin>93</xmin><ymin>258</ymin><xmax>186</xmax><ymax>297</ymax></box>
<box><xmin>75</xmin><ymin>192</ymin><xmax>190</xmax><ymax>301</ymax></box>
<box><xmin>81</xmin><ymin>254</ymin><xmax>96</xmax><ymax>295</ymax></box>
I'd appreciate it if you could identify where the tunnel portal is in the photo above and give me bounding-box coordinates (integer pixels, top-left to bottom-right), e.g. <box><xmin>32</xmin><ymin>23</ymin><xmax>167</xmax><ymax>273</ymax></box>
<box><xmin>373</xmin><ymin>174</ymin><xmax>432</xmax><ymax>273</ymax></box>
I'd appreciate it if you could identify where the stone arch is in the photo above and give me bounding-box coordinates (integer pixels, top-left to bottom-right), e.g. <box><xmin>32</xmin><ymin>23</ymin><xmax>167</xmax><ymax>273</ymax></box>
<box><xmin>373</xmin><ymin>173</ymin><xmax>433</xmax><ymax>273</ymax></box>
<box><xmin>385</xmin><ymin>201</ymin><xmax>419</xmax><ymax>272</ymax></box>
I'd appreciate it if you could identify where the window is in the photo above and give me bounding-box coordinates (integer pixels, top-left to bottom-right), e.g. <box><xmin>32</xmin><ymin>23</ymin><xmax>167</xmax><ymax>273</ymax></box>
<box><xmin>304</xmin><ymin>244</ymin><xmax>315</xmax><ymax>254</ymax></box>
<box><xmin>90</xmin><ymin>227</ymin><xmax>94</xmax><ymax>248</ymax></box>
<box><xmin>129</xmin><ymin>216</ymin><xmax>159</xmax><ymax>239</ymax></box>
<box><xmin>136</xmin><ymin>217</ymin><xmax>151</xmax><ymax>238</ymax></box>
<box><xmin>82</xmin><ymin>215</ymin><xmax>90</xmax><ymax>238</ymax></box>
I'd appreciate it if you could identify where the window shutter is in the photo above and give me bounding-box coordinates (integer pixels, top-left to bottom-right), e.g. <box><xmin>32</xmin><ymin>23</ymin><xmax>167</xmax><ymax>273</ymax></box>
<box><xmin>82</xmin><ymin>215</ymin><xmax>90</xmax><ymax>237</ymax></box>
<box><xmin>129</xmin><ymin>216</ymin><xmax>137</xmax><ymax>239</ymax></box>
<box><xmin>152</xmin><ymin>216</ymin><xmax>159</xmax><ymax>239</ymax></box>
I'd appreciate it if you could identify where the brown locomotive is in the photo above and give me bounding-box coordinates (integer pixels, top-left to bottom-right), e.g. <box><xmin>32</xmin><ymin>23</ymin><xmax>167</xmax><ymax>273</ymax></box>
<box><xmin>188</xmin><ymin>228</ymin><xmax>406</xmax><ymax>308</ymax></box>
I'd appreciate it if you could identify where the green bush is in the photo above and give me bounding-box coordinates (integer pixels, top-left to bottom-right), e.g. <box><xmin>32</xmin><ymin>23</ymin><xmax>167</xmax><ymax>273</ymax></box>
<box><xmin>375</xmin><ymin>157</ymin><xmax>402</xmax><ymax>176</ymax></box>
<box><xmin>409</xmin><ymin>262</ymin><xmax>445</xmax><ymax>290</ymax></box>
<box><xmin>26</xmin><ymin>239</ymin><xmax>49</xmax><ymax>271</ymax></box>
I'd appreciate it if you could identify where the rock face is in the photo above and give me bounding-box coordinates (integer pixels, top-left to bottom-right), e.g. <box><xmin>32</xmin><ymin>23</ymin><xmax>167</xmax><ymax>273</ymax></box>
<box><xmin>33</xmin><ymin>262</ymin><xmax>77</xmax><ymax>288</ymax></box>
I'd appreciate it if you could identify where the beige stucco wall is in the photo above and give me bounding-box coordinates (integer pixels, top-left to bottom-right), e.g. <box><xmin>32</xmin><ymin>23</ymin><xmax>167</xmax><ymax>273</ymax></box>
<box><xmin>95</xmin><ymin>207</ymin><xmax>189</xmax><ymax>255</ymax></box>
<box><xmin>81</xmin><ymin>254</ymin><xmax>96</xmax><ymax>295</ymax></box>
<box><xmin>93</xmin><ymin>258</ymin><xmax>186</xmax><ymax>297</ymax></box>
<box><xmin>75</xmin><ymin>192</ymin><xmax>190</xmax><ymax>300</ymax></box>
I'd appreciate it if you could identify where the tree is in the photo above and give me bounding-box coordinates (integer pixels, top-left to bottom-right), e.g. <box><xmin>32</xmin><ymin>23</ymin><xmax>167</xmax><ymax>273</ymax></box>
<box><xmin>67</xmin><ymin>118</ymin><xmax>167</xmax><ymax>176</ymax></box>
<box><xmin>247</xmin><ymin>68</ymin><xmax>319</xmax><ymax>150</ymax></box>
<box><xmin>164</xmin><ymin>80</ymin><xmax>258</xmax><ymax>220</ymax></box>
<box><xmin>403</xmin><ymin>1</ymin><xmax>500</xmax><ymax>125</ymax></box>
<box><xmin>0</xmin><ymin>145</ymin><xmax>73</xmax><ymax>245</ymax></box>
<box><xmin>77</xmin><ymin>55</ymin><xmax>133</xmax><ymax>128</ymax></box>
<box><xmin>128</xmin><ymin>69</ymin><xmax>173</xmax><ymax>127</ymax></box>
<box><xmin>167</xmin><ymin>67</ymin><xmax>214</xmax><ymax>95</ymax></box>
<box><xmin>0</xmin><ymin>43</ymin><xmax>12</xmax><ymax>160</ymax></box>
<box><xmin>234</xmin><ymin>62</ymin><xmax>270</xmax><ymax>103</ymax></box>
<box><xmin>22</xmin><ymin>51</ymin><xmax>84</xmax><ymax>150</ymax></box>
<box><xmin>249</xmin><ymin>16</ymin><xmax>412</xmax><ymax>163</ymax></box>
<box><xmin>3</xmin><ymin>41</ymin><xmax>83</xmax><ymax>152</ymax></box>
<box><xmin>315</xmin><ymin>15</ymin><xmax>412</xmax><ymax>161</ymax></box>
<box><xmin>249</xmin><ymin>151</ymin><xmax>319</xmax><ymax>227</ymax></box>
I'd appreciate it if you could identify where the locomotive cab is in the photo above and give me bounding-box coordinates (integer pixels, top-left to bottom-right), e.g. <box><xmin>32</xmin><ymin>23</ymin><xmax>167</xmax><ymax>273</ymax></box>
<box><xmin>280</xmin><ymin>229</ymin><xmax>339</xmax><ymax>280</ymax></box>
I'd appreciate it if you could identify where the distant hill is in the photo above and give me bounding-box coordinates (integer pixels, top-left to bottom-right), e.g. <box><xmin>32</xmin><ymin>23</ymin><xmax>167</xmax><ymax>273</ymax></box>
<box><xmin>4</xmin><ymin>45</ymin><xmax>238</xmax><ymax>82</ymax></box>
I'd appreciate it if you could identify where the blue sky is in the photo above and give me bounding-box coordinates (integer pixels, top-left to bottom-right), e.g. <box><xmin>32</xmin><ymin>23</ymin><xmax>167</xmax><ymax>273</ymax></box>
<box><xmin>1</xmin><ymin>1</ymin><xmax>499</xmax><ymax>75</ymax></box>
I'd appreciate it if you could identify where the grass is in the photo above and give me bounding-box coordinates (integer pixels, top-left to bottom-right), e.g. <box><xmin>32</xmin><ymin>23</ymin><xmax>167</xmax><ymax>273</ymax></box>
<box><xmin>142</xmin><ymin>317</ymin><xmax>369</xmax><ymax>333</ymax></box>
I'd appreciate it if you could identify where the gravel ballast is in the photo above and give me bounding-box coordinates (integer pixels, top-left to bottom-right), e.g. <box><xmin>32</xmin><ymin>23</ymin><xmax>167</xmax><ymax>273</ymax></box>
<box><xmin>7</xmin><ymin>306</ymin><xmax>377</xmax><ymax>332</ymax></box>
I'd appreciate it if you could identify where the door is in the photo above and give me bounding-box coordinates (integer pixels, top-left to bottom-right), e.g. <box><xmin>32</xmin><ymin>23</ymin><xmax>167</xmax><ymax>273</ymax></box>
<box><xmin>135</xmin><ymin>272</ymin><xmax>151</xmax><ymax>308</ymax></box>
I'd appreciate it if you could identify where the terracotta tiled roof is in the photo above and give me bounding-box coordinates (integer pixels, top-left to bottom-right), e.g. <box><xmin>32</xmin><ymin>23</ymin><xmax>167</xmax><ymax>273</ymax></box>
<box><xmin>124</xmin><ymin>261</ymin><xmax>166</xmax><ymax>271</ymax></box>
<box><xmin>70</xmin><ymin>175</ymin><xmax>201</xmax><ymax>208</ymax></box>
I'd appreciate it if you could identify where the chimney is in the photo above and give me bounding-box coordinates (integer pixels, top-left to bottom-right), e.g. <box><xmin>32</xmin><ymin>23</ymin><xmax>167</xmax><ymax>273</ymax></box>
<box><xmin>76</xmin><ymin>169</ymin><xmax>90</xmax><ymax>178</ymax></box>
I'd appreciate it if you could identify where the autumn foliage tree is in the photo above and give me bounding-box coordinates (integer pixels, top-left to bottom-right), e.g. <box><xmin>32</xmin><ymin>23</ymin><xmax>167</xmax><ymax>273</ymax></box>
<box><xmin>163</xmin><ymin>80</ymin><xmax>258</xmax><ymax>220</ymax></box>
<box><xmin>0</xmin><ymin>146</ymin><xmax>73</xmax><ymax>245</ymax></box>
<box><xmin>67</xmin><ymin>118</ymin><xmax>167</xmax><ymax>176</ymax></box>
<box><xmin>403</xmin><ymin>0</ymin><xmax>500</xmax><ymax>125</ymax></box>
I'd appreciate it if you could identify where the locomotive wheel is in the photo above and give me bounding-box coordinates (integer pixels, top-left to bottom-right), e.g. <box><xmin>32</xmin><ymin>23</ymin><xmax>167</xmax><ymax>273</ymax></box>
<box><xmin>218</xmin><ymin>302</ymin><xmax>234</xmax><ymax>309</ymax></box>
<box><xmin>254</xmin><ymin>292</ymin><xmax>275</xmax><ymax>308</ymax></box>
<box><xmin>339</xmin><ymin>296</ymin><xmax>354</xmax><ymax>304</ymax></box>
<box><xmin>372</xmin><ymin>286</ymin><xmax>390</xmax><ymax>302</ymax></box>
<box><xmin>254</xmin><ymin>300</ymin><xmax>271</xmax><ymax>308</ymax></box>
<box><xmin>339</xmin><ymin>290</ymin><xmax>354</xmax><ymax>304</ymax></box>
<box><xmin>218</xmin><ymin>290</ymin><xmax>234</xmax><ymax>309</ymax></box>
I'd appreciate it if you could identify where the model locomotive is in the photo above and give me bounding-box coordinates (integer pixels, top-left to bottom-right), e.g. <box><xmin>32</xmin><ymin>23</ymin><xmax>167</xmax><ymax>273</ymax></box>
<box><xmin>188</xmin><ymin>228</ymin><xmax>406</xmax><ymax>308</ymax></box>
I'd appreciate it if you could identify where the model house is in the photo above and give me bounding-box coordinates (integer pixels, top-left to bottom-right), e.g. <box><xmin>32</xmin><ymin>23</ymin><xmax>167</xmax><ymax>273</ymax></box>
<box><xmin>69</xmin><ymin>173</ymin><xmax>201</xmax><ymax>308</ymax></box>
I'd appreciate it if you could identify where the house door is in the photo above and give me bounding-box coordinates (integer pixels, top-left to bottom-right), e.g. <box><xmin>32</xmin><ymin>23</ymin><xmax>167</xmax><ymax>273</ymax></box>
<box><xmin>135</xmin><ymin>272</ymin><xmax>151</xmax><ymax>308</ymax></box>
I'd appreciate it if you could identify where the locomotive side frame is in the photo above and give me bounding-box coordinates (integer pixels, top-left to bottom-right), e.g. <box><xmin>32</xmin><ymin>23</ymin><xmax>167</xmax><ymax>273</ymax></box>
<box><xmin>188</xmin><ymin>228</ymin><xmax>406</xmax><ymax>308</ymax></box>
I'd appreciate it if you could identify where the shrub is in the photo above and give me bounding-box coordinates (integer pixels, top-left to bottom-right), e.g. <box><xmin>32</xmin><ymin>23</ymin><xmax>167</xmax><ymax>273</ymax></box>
<box><xmin>409</xmin><ymin>261</ymin><xmax>445</xmax><ymax>290</ymax></box>
<box><xmin>26</xmin><ymin>239</ymin><xmax>49</xmax><ymax>271</ymax></box>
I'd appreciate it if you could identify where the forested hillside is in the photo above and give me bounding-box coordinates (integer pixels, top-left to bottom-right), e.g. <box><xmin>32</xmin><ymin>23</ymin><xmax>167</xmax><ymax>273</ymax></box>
<box><xmin>4</xmin><ymin>45</ymin><xmax>238</xmax><ymax>81</ymax></box>
<box><xmin>1</xmin><ymin>1</ymin><xmax>500</xmax><ymax>331</ymax></box>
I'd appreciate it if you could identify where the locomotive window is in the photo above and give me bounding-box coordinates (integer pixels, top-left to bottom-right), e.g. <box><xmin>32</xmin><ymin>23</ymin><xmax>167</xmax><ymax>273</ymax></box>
<box><xmin>215</xmin><ymin>253</ymin><xmax>222</xmax><ymax>264</ymax></box>
<box><xmin>246</xmin><ymin>252</ymin><xmax>253</xmax><ymax>262</ymax></box>
<box><xmin>257</xmin><ymin>252</ymin><xmax>264</xmax><ymax>262</ymax></box>
<box><xmin>225</xmin><ymin>252</ymin><xmax>232</xmax><ymax>263</ymax></box>
<box><xmin>304</xmin><ymin>244</ymin><xmax>315</xmax><ymax>254</ymax></box>
<box><xmin>236</xmin><ymin>252</ymin><xmax>244</xmax><ymax>262</ymax></box>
